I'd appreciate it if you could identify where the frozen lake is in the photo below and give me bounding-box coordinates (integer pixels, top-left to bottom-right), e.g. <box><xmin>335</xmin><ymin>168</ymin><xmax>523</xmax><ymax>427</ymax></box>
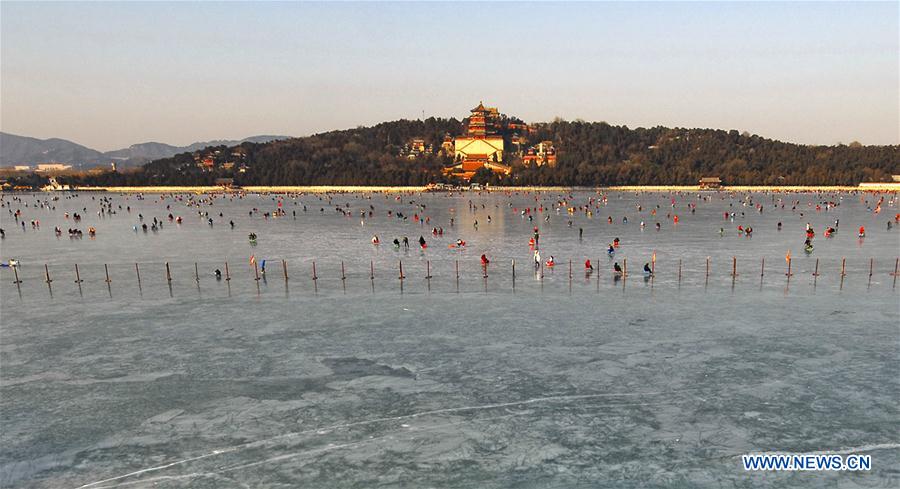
<box><xmin>1</xmin><ymin>190</ymin><xmax>898</xmax><ymax>487</ymax></box>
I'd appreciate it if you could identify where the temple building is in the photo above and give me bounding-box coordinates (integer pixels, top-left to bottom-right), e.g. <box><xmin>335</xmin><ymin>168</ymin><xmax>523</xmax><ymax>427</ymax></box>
<box><xmin>440</xmin><ymin>134</ymin><xmax>454</xmax><ymax>156</ymax></box>
<box><xmin>444</xmin><ymin>102</ymin><xmax>511</xmax><ymax>180</ymax></box>
<box><xmin>400</xmin><ymin>137</ymin><xmax>431</xmax><ymax>159</ymax></box>
<box><xmin>522</xmin><ymin>141</ymin><xmax>557</xmax><ymax>167</ymax></box>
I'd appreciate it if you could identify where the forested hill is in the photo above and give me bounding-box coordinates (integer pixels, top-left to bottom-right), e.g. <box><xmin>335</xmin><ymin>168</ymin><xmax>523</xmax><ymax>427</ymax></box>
<box><xmin>60</xmin><ymin>118</ymin><xmax>899</xmax><ymax>187</ymax></box>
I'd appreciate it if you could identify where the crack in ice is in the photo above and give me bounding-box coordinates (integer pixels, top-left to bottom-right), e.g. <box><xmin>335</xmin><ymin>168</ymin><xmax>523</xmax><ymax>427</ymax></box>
<box><xmin>76</xmin><ymin>389</ymin><xmax>671</xmax><ymax>488</ymax></box>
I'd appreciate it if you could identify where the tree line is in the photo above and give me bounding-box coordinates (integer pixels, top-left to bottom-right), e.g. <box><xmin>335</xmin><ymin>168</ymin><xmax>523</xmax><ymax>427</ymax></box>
<box><xmin>57</xmin><ymin>118</ymin><xmax>898</xmax><ymax>187</ymax></box>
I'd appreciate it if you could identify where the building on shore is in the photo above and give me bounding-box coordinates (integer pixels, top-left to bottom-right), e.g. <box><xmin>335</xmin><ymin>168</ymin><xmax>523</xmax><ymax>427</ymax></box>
<box><xmin>215</xmin><ymin>178</ymin><xmax>236</xmax><ymax>188</ymax></box>
<box><xmin>699</xmin><ymin>176</ymin><xmax>723</xmax><ymax>189</ymax></box>
<box><xmin>443</xmin><ymin>102</ymin><xmax>511</xmax><ymax>180</ymax></box>
<box><xmin>41</xmin><ymin>177</ymin><xmax>71</xmax><ymax>191</ymax></box>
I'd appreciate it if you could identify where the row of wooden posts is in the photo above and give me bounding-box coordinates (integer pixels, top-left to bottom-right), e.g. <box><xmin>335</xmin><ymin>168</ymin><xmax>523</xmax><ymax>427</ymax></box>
<box><xmin>8</xmin><ymin>256</ymin><xmax>900</xmax><ymax>289</ymax></box>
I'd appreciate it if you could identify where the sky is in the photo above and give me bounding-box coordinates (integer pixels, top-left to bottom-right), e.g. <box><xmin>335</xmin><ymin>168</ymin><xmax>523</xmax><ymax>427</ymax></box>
<box><xmin>1</xmin><ymin>1</ymin><xmax>897</xmax><ymax>151</ymax></box>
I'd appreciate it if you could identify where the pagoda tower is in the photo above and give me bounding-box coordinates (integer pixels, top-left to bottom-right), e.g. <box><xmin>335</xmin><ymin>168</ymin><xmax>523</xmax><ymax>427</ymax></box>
<box><xmin>467</xmin><ymin>102</ymin><xmax>490</xmax><ymax>137</ymax></box>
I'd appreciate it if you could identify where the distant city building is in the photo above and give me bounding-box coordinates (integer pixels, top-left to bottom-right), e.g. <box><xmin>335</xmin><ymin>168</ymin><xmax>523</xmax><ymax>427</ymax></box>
<box><xmin>13</xmin><ymin>165</ymin><xmax>31</xmax><ymax>171</ymax></box>
<box><xmin>892</xmin><ymin>175</ymin><xmax>900</xmax><ymax>182</ymax></box>
<box><xmin>35</xmin><ymin>163</ymin><xmax>72</xmax><ymax>173</ymax></box>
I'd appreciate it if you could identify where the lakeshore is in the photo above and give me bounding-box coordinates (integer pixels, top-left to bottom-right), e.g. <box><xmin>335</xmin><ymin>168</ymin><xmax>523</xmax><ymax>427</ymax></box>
<box><xmin>29</xmin><ymin>183</ymin><xmax>900</xmax><ymax>194</ymax></box>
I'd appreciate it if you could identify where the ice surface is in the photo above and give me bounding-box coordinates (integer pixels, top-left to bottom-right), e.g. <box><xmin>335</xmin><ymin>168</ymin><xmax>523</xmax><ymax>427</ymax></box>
<box><xmin>1</xmin><ymin>191</ymin><xmax>898</xmax><ymax>487</ymax></box>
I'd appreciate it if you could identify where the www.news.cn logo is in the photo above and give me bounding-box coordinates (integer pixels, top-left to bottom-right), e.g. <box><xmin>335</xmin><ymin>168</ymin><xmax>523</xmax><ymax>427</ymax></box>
<box><xmin>742</xmin><ymin>454</ymin><xmax>871</xmax><ymax>471</ymax></box>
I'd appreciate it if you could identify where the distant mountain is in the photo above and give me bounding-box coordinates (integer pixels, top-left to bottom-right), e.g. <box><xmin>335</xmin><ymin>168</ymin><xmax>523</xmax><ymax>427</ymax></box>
<box><xmin>0</xmin><ymin>132</ymin><xmax>108</xmax><ymax>168</ymax></box>
<box><xmin>0</xmin><ymin>132</ymin><xmax>290</xmax><ymax>168</ymax></box>
<box><xmin>104</xmin><ymin>136</ymin><xmax>289</xmax><ymax>166</ymax></box>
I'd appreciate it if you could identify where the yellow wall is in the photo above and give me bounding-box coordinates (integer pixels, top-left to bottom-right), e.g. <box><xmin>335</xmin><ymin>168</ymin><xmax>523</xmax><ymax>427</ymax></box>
<box><xmin>454</xmin><ymin>137</ymin><xmax>504</xmax><ymax>162</ymax></box>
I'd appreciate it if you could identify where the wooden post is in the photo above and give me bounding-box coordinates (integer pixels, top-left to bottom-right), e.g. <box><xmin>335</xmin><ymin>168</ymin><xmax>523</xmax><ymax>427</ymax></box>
<box><xmin>568</xmin><ymin>259</ymin><xmax>572</xmax><ymax>280</ymax></box>
<box><xmin>341</xmin><ymin>261</ymin><xmax>346</xmax><ymax>281</ymax></box>
<box><xmin>312</xmin><ymin>261</ymin><xmax>318</xmax><ymax>280</ymax></box>
<box><xmin>224</xmin><ymin>261</ymin><xmax>231</xmax><ymax>281</ymax></box>
<box><xmin>282</xmin><ymin>259</ymin><xmax>288</xmax><ymax>281</ymax></box>
<box><xmin>840</xmin><ymin>257</ymin><xmax>846</xmax><ymax>277</ymax></box>
<box><xmin>839</xmin><ymin>257</ymin><xmax>845</xmax><ymax>290</ymax></box>
<box><xmin>370</xmin><ymin>260</ymin><xmax>374</xmax><ymax>280</ymax></box>
<box><xmin>623</xmin><ymin>258</ymin><xmax>627</xmax><ymax>278</ymax></box>
<box><xmin>868</xmin><ymin>258</ymin><xmax>874</xmax><ymax>286</ymax></box>
<box><xmin>511</xmin><ymin>259</ymin><xmax>516</xmax><ymax>280</ymax></box>
<box><xmin>105</xmin><ymin>264</ymin><xmax>112</xmax><ymax>283</ymax></box>
<box><xmin>45</xmin><ymin>264</ymin><xmax>52</xmax><ymax>283</ymax></box>
<box><xmin>425</xmin><ymin>260</ymin><xmax>432</xmax><ymax>279</ymax></box>
<box><xmin>74</xmin><ymin>264</ymin><xmax>83</xmax><ymax>283</ymax></box>
<box><xmin>254</xmin><ymin>262</ymin><xmax>260</xmax><ymax>281</ymax></box>
<box><xmin>135</xmin><ymin>263</ymin><xmax>141</xmax><ymax>284</ymax></box>
<box><xmin>398</xmin><ymin>260</ymin><xmax>404</xmax><ymax>280</ymax></box>
<box><xmin>786</xmin><ymin>257</ymin><xmax>792</xmax><ymax>277</ymax></box>
<box><xmin>760</xmin><ymin>257</ymin><xmax>765</xmax><ymax>277</ymax></box>
<box><xmin>892</xmin><ymin>257</ymin><xmax>898</xmax><ymax>288</ymax></box>
<box><xmin>677</xmin><ymin>258</ymin><xmax>682</xmax><ymax>282</ymax></box>
<box><xmin>812</xmin><ymin>258</ymin><xmax>819</xmax><ymax>277</ymax></box>
<box><xmin>194</xmin><ymin>262</ymin><xmax>199</xmax><ymax>282</ymax></box>
<box><xmin>455</xmin><ymin>259</ymin><xmax>459</xmax><ymax>279</ymax></box>
<box><xmin>731</xmin><ymin>256</ymin><xmax>737</xmax><ymax>277</ymax></box>
<box><xmin>12</xmin><ymin>265</ymin><xmax>21</xmax><ymax>284</ymax></box>
<box><xmin>705</xmin><ymin>257</ymin><xmax>710</xmax><ymax>279</ymax></box>
<box><xmin>165</xmin><ymin>262</ymin><xmax>172</xmax><ymax>282</ymax></box>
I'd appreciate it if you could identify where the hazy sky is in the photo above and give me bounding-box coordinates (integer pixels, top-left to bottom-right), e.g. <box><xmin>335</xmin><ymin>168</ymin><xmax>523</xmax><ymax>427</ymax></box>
<box><xmin>1</xmin><ymin>1</ymin><xmax>897</xmax><ymax>150</ymax></box>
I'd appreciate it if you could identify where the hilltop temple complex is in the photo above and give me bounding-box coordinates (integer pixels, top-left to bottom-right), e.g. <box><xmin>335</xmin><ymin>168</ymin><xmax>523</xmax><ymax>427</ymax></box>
<box><xmin>398</xmin><ymin>101</ymin><xmax>557</xmax><ymax>181</ymax></box>
<box><xmin>443</xmin><ymin>102</ymin><xmax>512</xmax><ymax>180</ymax></box>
